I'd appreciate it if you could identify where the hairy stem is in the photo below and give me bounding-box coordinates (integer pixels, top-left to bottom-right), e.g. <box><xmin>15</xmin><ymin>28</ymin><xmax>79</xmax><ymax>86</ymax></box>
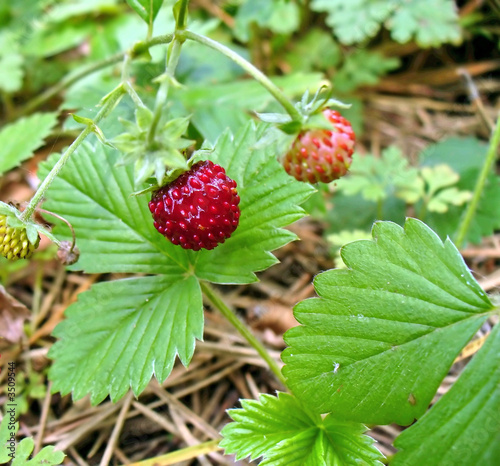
<box><xmin>200</xmin><ymin>281</ymin><xmax>287</xmax><ymax>387</ymax></box>
<box><xmin>20</xmin><ymin>86</ymin><xmax>126</xmax><ymax>222</ymax></box>
<box><xmin>179</xmin><ymin>29</ymin><xmax>303</xmax><ymax>123</ymax></box>
<box><xmin>14</xmin><ymin>34</ymin><xmax>174</xmax><ymax>119</ymax></box>
<box><xmin>454</xmin><ymin>112</ymin><xmax>500</xmax><ymax>249</ymax></box>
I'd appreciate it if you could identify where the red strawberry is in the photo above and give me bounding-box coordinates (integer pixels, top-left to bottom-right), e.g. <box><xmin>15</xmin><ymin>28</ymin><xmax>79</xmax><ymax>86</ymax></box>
<box><xmin>282</xmin><ymin>109</ymin><xmax>355</xmax><ymax>183</ymax></box>
<box><xmin>149</xmin><ymin>160</ymin><xmax>240</xmax><ymax>251</ymax></box>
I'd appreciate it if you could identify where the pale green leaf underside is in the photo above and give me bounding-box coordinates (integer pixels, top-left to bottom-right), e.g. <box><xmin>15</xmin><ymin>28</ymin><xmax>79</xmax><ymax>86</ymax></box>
<box><xmin>49</xmin><ymin>275</ymin><xmax>202</xmax><ymax>404</ymax></box>
<box><xmin>220</xmin><ymin>392</ymin><xmax>384</xmax><ymax>465</ymax></box>
<box><xmin>0</xmin><ymin>112</ymin><xmax>58</xmax><ymax>176</ymax></box>
<box><xmin>392</xmin><ymin>323</ymin><xmax>500</xmax><ymax>465</ymax></box>
<box><xmin>283</xmin><ymin>219</ymin><xmax>493</xmax><ymax>425</ymax></box>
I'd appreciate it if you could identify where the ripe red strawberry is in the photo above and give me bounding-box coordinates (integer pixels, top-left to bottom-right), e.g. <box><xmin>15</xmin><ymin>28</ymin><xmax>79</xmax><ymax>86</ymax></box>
<box><xmin>149</xmin><ymin>160</ymin><xmax>240</xmax><ymax>251</ymax></box>
<box><xmin>282</xmin><ymin>109</ymin><xmax>355</xmax><ymax>183</ymax></box>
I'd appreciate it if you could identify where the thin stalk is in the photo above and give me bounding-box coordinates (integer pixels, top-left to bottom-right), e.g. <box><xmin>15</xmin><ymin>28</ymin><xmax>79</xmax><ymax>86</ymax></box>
<box><xmin>128</xmin><ymin>439</ymin><xmax>221</xmax><ymax>466</ymax></box>
<box><xmin>454</xmin><ymin>113</ymin><xmax>500</xmax><ymax>249</ymax></box>
<box><xmin>13</xmin><ymin>34</ymin><xmax>174</xmax><ymax>119</ymax></box>
<box><xmin>146</xmin><ymin>37</ymin><xmax>183</xmax><ymax>146</ymax></box>
<box><xmin>179</xmin><ymin>29</ymin><xmax>303</xmax><ymax>123</ymax></box>
<box><xmin>200</xmin><ymin>281</ymin><xmax>287</xmax><ymax>387</ymax></box>
<box><xmin>20</xmin><ymin>86</ymin><xmax>126</xmax><ymax>222</ymax></box>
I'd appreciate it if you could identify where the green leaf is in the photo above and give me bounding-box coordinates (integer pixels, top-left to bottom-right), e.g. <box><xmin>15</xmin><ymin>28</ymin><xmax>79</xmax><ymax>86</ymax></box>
<box><xmin>0</xmin><ymin>113</ymin><xmax>58</xmax><ymax>176</ymax></box>
<box><xmin>41</xmin><ymin>124</ymin><xmax>312</xmax><ymax>282</ymax></box>
<box><xmin>192</xmin><ymin>122</ymin><xmax>314</xmax><ymax>283</ymax></box>
<box><xmin>40</xmin><ymin>143</ymin><xmax>190</xmax><ymax>275</ymax></box>
<box><xmin>388</xmin><ymin>0</ymin><xmax>462</xmax><ymax>47</ymax></box>
<box><xmin>0</xmin><ymin>31</ymin><xmax>24</xmax><ymax>93</ymax></box>
<box><xmin>177</xmin><ymin>72</ymin><xmax>324</xmax><ymax>142</ymax></box>
<box><xmin>49</xmin><ymin>274</ymin><xmax>202</xmax><ymax>404</ymax></box>
<box><xmin>311</xmin><ymin>0</ymin><xmax>397</xmax><ymax>44</ymax></box>
<box><xmin>392</xmin><ymin>323</ymin><xmax>500</xmax><ymax>465</ymax></box>
<box><xmin>337</xmin><ymin>147</ymin><xmax>419</xmax><ymax>203</ymax></box>
<box><xmin>12</xmin><ymin>438</ymin><xmax>65</xmax><ymax>466</ymax></box>
<box><xmin>285</xmin><ymin>28</ymin><xmax>342</xmax><ymax>73</ymax></box>
<box><xmin>126</xmin><ymin>0</ymin><xmax>163</xmax><ymax>23</ymax></box>
<box><xmin>311</xmin><ymin>0</ymin><xmax>461</xmax><ymax>47</ymax></box>
<box><xmin>333</xmin><ymin>50</ymin><xmax>400</xmax><ymax>93</ymax></box>
<box><xmin>419</xmin><ymin>137</ymin><xmax>500</xmax><ymax>243</ymax></box>
<box><xmin>220</xmin><ymin>392</ymin><xmax>384</xmax><ymax>465</ymax></box>
<box><xmin>0</xmin><ymin>414</ymin><xmax>18</xmax><ymax>463</ymax></box>
<box><xmin>283</xmin><ymin>218</ymin><xmax>494</xmax><ymax>424</ymax></box>
<box><xmin>1</xmin><ymin>416</ymin><xmax>64</xmax><ymax>466</ymax></box>
<box><xmin>234</xmin><ymin>0</ymin><xmax>300</xmax><ymax>42</ymax></box>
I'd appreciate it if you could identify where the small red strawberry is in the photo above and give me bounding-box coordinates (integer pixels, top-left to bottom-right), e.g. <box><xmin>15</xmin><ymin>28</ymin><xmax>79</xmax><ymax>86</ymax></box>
<box><xmin>149</xmin><ymin>160</ymin><xmax>240</xmax><ymax>251</ymax></box>
<box><xmin>282</xmin><ymin>109</ymin><xmax>355</xmax><ymax>184</ymax></box>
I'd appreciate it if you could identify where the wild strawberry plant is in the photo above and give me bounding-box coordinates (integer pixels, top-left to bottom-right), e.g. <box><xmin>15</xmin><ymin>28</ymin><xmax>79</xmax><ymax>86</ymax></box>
<box><xmin>1</xmin><ymin>1</ymin><xmax>500</xmax><ymax>465</ymax></box>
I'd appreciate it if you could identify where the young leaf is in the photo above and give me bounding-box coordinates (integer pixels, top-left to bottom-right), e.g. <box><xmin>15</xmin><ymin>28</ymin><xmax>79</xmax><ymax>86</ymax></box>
<box><xmin>282</xmin><ymin>218</ymin><xmax>494</xmax><ymax>425</ymax></box>
<box><xmin>220</xmin><ymin>392</ymin><xmax>384</xmax><ymax>465</ymax></box>
<box><xmin>48</xmin><ymin>275</ymin><xmax>202</xmax><ymax>404</ymax></box>
<box><xmin>0</xmin><ymin>113</ymin><xmax>58</xmax><ymax>176</ymax></box>
<box><xmin>392</xmin><ymin>323</ymin><xmax>500</xmax><ymax>465</ymax></box>
<box><xmin>126</xmin><ymin>0</ymin><xmax>163</xmax><ymax>24</ymax></box>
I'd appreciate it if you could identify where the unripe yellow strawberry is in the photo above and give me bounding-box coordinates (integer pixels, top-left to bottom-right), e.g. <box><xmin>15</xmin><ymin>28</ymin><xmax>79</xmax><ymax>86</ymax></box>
<box><xmin>0</xmin><ymin>214</ymin><xmax>39</xmax><ymax>261</ymax></box>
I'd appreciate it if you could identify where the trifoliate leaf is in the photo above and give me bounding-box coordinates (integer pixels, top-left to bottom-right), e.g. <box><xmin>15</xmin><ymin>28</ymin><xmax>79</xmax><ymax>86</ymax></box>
<box><xmin>0</xmin><ymin>113</ymin><xmax>58</xmax><ymax>176</ymax></box>
<box><xmin>283</xmin><ymin>218</ymin><xmax>494</xmax><ymax>424</ymax></box>
<box><xmin>220</xmin><ymin>392</ymin><xmax>384</xmax><ymax>465</ymax></box>
<box><xmin>49</xmin><ymin>274</ymin><xmax>202</xmax><ymax>404</ymax></box>
<box><xmin>392</xmin><ymin>323</ymin><xmax>500</xmax><ymax>465</ymax></box>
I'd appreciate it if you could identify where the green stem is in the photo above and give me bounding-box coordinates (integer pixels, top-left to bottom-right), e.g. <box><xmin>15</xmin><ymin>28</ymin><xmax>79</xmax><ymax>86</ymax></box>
<box><xmin>200</xmin><ymin>281</ymin><xmax>287</xmax><ymax>387</ymax></box>
<box><xmin>13</xmin><ymin>34</ymin><xmax>174</xmax><ymax>120</ymax></box>
<box><xmin>454</xmin><ymin>112</ymin><xmax>500</xmax><ymax>249</ymax></box>
<box><xmin>146</xmin><ymin>36</ymin><xmax>184</xmax><ymax>146</ymax></box>
<box><xmin>179</xmin><ymin>29</ymin><xmax>303</xmax><ymax>123</ymax></box>
<box><xmin>20</xmin><ymin>86</ymin><xmax>126</xmax><ymax>222</ymax></box>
